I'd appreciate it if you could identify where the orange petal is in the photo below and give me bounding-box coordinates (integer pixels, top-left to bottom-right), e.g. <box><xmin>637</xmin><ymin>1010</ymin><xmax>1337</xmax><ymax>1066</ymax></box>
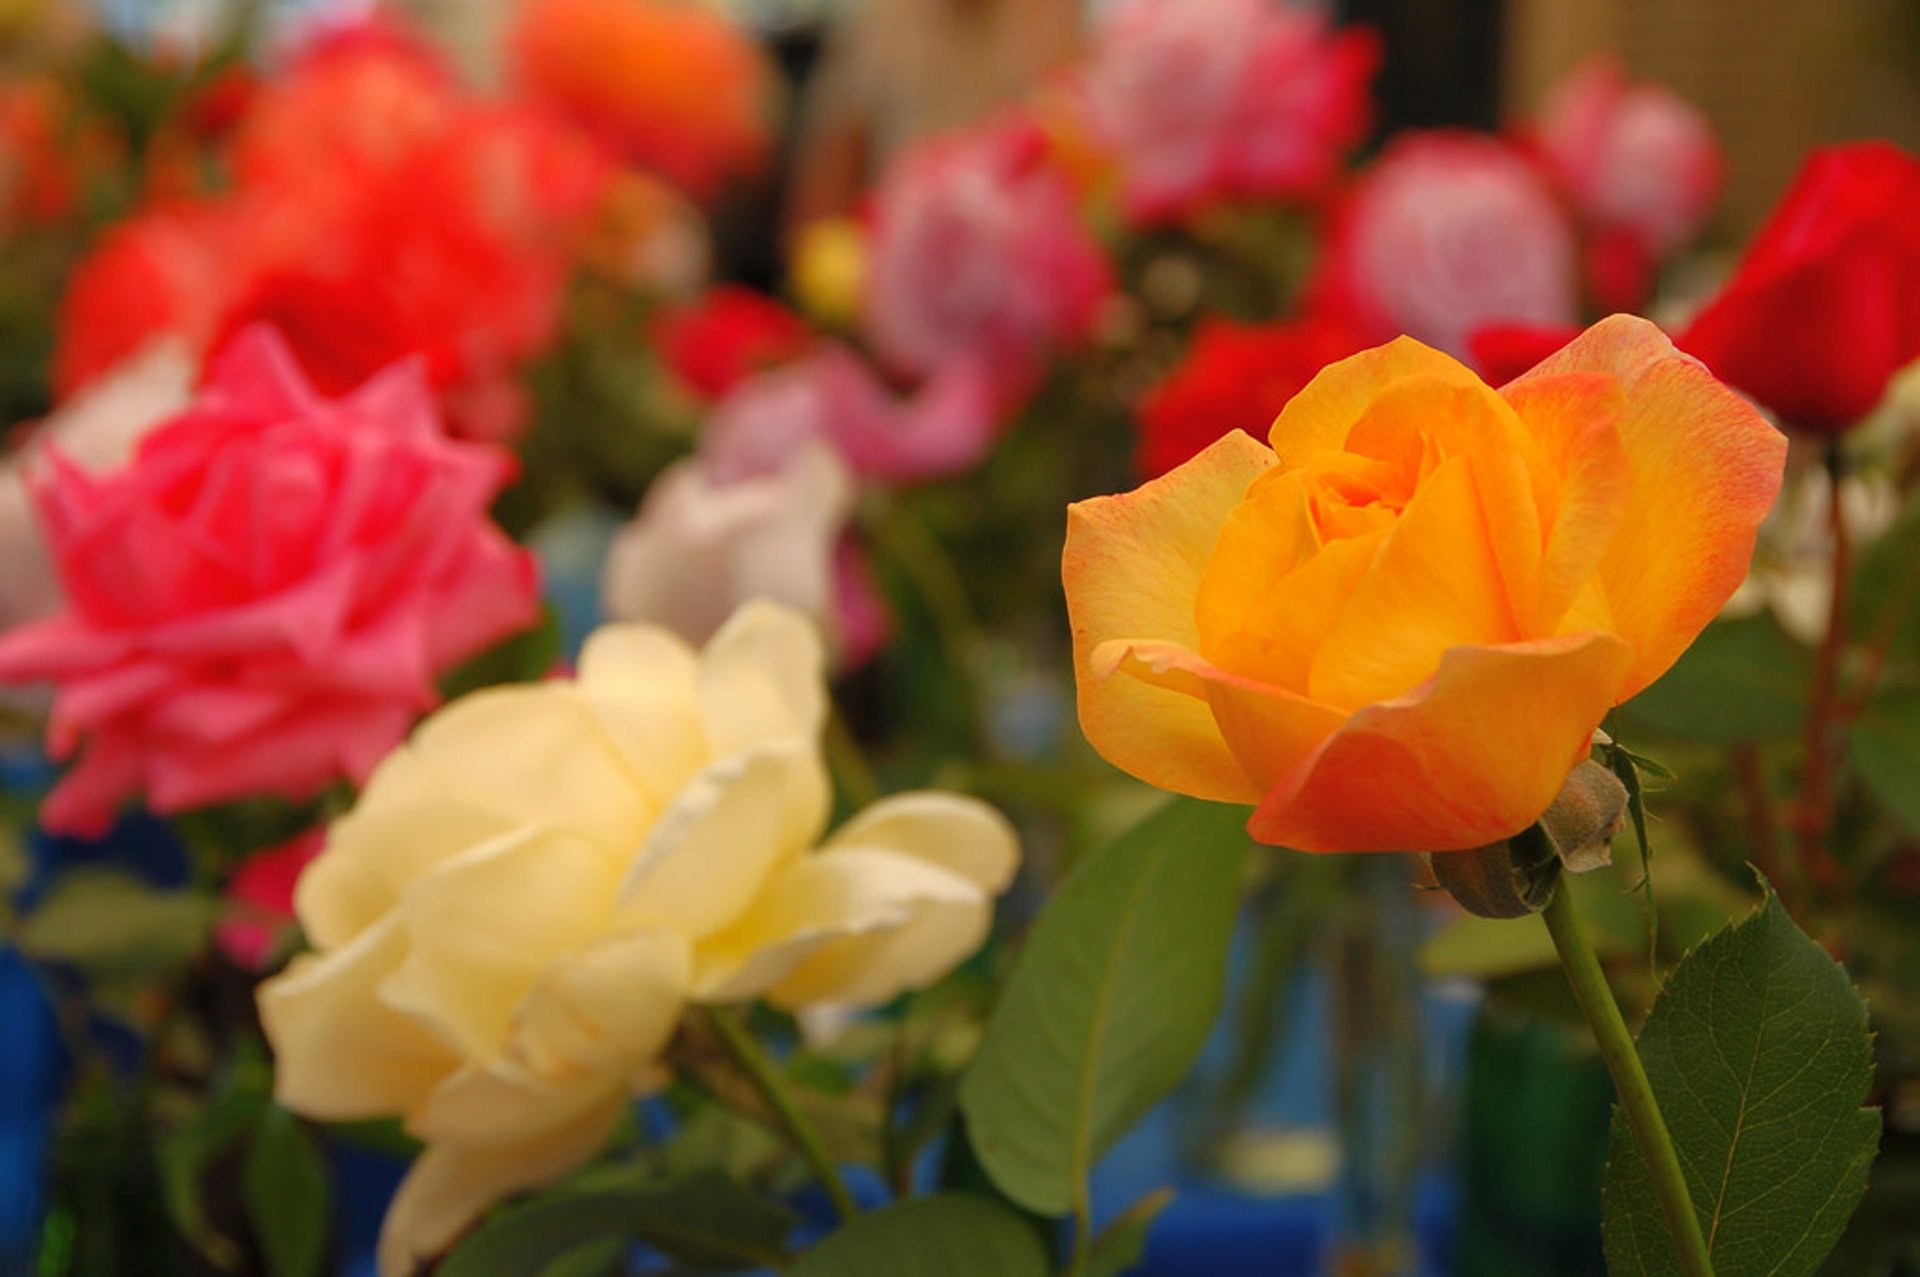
<box><xmin>1308</xmin><ymin>457</ymin><xmax>1521</xmax><ymax>710</ymax></box>
<box><xmin>1091</xmin><ymin>638</ymin><xmax>1348</xmax><ymax>793</ymax></box>
<box><xmin>1064</xmin><ymin>431</ymin><xmax>1274</xmax><ymax>803</ymax></box>
<box><xmin>1339</xmin><ymin>376</ymin><xmax>1545</xmax><ymax>643</ymax></box>
<box><xmin>1501</xmin><ymin>371</ymin><xmax>1633</xmax><ymax>634</ymax></box>
<box><xmin>1510</xmin><ymin>316</ymin><xmax>1786</xmax><ymax>697</ymax></box>
<box><xmin>1250</xmin><ymin>632</ymin><xmax>1635</xmax><ymax>853</ymax></box>
<box><xmin>1268</xmin><ymin>336</ymin><xmax>1484</xmax><ymax>469</ymax></box>
<box><xmin>1195</xmin><ymin>466</ymin><xmax>1376</xmax><ymax>693</ymax></box>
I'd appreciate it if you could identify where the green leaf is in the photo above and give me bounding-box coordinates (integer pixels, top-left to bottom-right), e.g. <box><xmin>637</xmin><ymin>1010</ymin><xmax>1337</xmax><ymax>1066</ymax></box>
<box><xmin>156</xmin><ymin>1051</ymin><xmax>274</xmax><ymax>1268</ymax></box>
<box><xmin>438</xmin><ymin>1170</ymin><xmax>796</xmax><ymax>1277</ymax></box>
<box><xmin>958</xmin><ymin>797</ymin><xmax>1249</xmax><ymax>1215</ymax></box>
<box><xmin>242</xmin><ymin>1106</ymin><xmax>332</xmax><ymax>1277</ymax></box>
<box><xmin>1620</xmin><ymin>616</ymin><xmax>1810</xmax><ymax>744</ymax></box>
<box><xmin>1852</xmin><ymin>690</ymin><xmax>1920</xmax><ymax>834</ymax></box>
<box><xmin>786</xmin><ymin>1195</ymin><xmax>1048</xmax><ymax>1277</ymax></box>
<box><xmin>17</xmin><ymin>870</ymin><xmax>214</xmax><ymax>979</ymax></box>
<box><xmin>536</xmin><ymin>1238</ymin><xmax>626</xmax><ymax>1277</ymax></box>
<box><xmin>1086</xmin><ymin>1189</ymin><xmax>1174</xmax><ymax>1277</ymax></box>
<box><xmin>1602</xmin><ymin>885</ymin><xmax>1879</xmax><ymax>1277</ymax></box>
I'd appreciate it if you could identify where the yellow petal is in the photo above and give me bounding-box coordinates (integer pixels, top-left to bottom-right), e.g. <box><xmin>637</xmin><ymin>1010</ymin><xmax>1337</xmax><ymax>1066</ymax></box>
<box><xmin>1250</xmin><ymin>633</ymin><xmax>1635</xmax><ymax>853</ymax></box>
<box><xmin>259</xmin><ymin>914</ymin><xmax>458</xmax><ymax>1121</ymax></box>
<box><xmin>692</xmin><ymin>848</ymin><xmax>987</xmax><ymax>1007</ymax></box>
<box><xmin>617</xmin><ymin>742</ymin><xmax>828</xmax><ymax>938</ymax></box>
<box><xmin>697</xmin><ymin>600</ymin><xmax>828</xmax><ymax>756</ymax></box>
<box><xmin>820</xmin><ymin>791</ymin><xmax>1020</xmax><ymax>891</ymax></box>
<box><xmin>376</xmin><ymin>1099</ymin><xmax>625</xmax><ymax>1277</ymax></box>
<box><xmin>1267</xmin><ymin>336</ymin><xmax>1483</xmax><ymax>468</ymax></box>
<box><xmin>294</xmin><ymin>800</ymin><xmax>514</xmax><ymax>951</ymax></box>
<box><xmin>1509</xmin><ymin>315</ymin><xmax>1786</xmax><ymax>696</ymax></box>
<box><xmin>1089</xmin><ymin>638</ymin><xmax>1348</xmax><ymax>794</ymax></box>
<box><xmin>1063</xmin><ymin>431</ymin><xmax>1274</xmax><ymax>804</ymax></box>
<box><xmin>381</xmin><ymin>826</ymin><xmax>618</xmax><ymax>1062</ymax></box>
<box><xmin>407</xmin><ymin>930</ymin><xmax>689</xmax><ymax>1147</ymax></box>
<box><xmin>1308</xmin><ymin>457</ymin><xmax>1520</xmax><ymax>709</ymax></box>
<box><xmin>575</xmin><ymin>623</ymin><xmax>711</xmax><ymax>805</ymax></box>
<box><xmin>377</xmin><ymin>685</ymin><xmax>655</xmax><ymax>860</ymax></box>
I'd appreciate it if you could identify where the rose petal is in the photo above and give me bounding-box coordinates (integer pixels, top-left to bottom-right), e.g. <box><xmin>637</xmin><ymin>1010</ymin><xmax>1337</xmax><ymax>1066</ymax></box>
<box><xmin>616</xmin><ymin>741</ymin><xmax>828</xmax><ymax>938</ymax></box>
<box><xmin>406</xmin><ymin>929</ymin><xmax>689</xmax><ymax>1146</ymax></box>
<box><xmin>381</xmin><ymin>825</ymin><xmax>618</xmax><ymax>1061</ymax></box>
<box><xmin>1250</xmin><ymin>631</ymin><xmax>1635</xmax><ymax>852</ymax></box>
<box><xmin>376</xmin><ymin>1098</ymin><xmax>625</xmax><ymax>1277</ymax></box>
<box><xmin>1064</xmin><ymin>430</ymin><xmax>1274</xmax><ymax>803</ymax></box>
<box><xmin>1513</xmin><ymin>315</ymin><xmax>1786</xmax><ymax>696</ymax></box>
<box><xmin>259</xmin><ymin>912</ymin><xmax>460</xmax><ymax>1120</ymax></box>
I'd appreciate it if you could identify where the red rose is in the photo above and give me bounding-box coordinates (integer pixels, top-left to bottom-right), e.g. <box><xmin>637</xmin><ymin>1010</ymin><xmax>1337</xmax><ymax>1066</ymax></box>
<box><xmin>1679</xmin><ymin>142</ymin><xmax>1920</xmax><ymax>433</ymax></box>
<box><xmin>651</xmin><ymin>286</ymin><xmax>813</xmax><ymax>401</ymax></box>
<box><xmin>0</xmin><ymin>329</ymin><xmax>540</xmax><ymax>834</ymax></box>
<box><xmin>1466</xmin><ymin>321</ymin><xmax>1583</xmax><ymax>387</ymax></box>
<box><xmin>1135</xmin><ymin>315</ymin><xmax>1364</xmax><ymax>478</ymax></box>
<box><xmin>54</xmin><ymin>29</ymin><xmax>611</xmax><ymax>441</ymax></box>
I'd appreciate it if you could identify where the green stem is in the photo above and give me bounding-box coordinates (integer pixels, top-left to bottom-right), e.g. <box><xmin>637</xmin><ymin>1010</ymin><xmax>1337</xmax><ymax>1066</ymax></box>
<box><xmin>1542</xmin><ymin>882</ymin><xmax>1714</xmax><ymax>1277</ymax></box>
<box><xmin>703</xmin><ymin>1007</ymin><xmax>859</xmax><ymax>1224</ymax></box>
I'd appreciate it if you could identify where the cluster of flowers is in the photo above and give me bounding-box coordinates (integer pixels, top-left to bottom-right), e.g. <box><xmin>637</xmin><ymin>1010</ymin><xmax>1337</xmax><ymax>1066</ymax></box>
<box><xmin>0</xmin><ymin>7</ymin><xmax>1025</xmax><ymax>1270</ymax></box>
<box><xmin>625</xmin><ymin>0</ymin><xmax>1730</xmax><ymax>652</ymax></box>
<box><xmin>0</xmin><ymin>0</ymin><xmax>790</xmax><ymax>831</ymax></box>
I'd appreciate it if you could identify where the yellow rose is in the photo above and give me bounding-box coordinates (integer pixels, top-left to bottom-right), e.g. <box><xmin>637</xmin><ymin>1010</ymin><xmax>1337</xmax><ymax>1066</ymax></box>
<box><xmin>258</xmin><ymin>603</ymin><xmax>1018</xmax><ymax>1275</ymax></box>
<box><xmin>1065</xmin><ymin>317</ymin><xmax>1786</xmax><ymax>853</ymax></box>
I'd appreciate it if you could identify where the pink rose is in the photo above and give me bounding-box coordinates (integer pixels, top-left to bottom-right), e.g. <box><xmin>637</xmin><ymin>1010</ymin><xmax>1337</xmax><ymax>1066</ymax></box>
<box><xmin>1537</xmin><ymin>57</ymin><xmax>1721</xmax><ymax>259</ymax></box>
<box><xmin>703</xmin><ymin>344</ymin><xmax>998</xmax><ymax>486</ymax></box>
<box><xmin>1083</xmin><ymin>0</ymin><xmax>1379</xmax><ymax>224</ymax></box>
<box><xmin>864</xmin><ymin>118</ymin><xmax>1110</xmax><ymax>395</ymax></box>
<box><xmin>0</xmin><ymin>341</ymin><xmax>195</xmax><ymax>636</ymax></box>
<box><xmin>1319</xmin><ymin>132</ymin><xmax>1578</xmax><ymax>357</ymax></box>
<box><xmin>0</xmin><ymin>327</ymin><xmax>541</xmax><ymax>834</ymax></box>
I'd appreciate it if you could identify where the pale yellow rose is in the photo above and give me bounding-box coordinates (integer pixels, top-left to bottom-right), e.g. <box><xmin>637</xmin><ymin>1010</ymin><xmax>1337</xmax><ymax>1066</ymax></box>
<box><xmin>257</xmin><ymin>602</ymin><xmax>1018</xmax><ymax>1276</ymax></box>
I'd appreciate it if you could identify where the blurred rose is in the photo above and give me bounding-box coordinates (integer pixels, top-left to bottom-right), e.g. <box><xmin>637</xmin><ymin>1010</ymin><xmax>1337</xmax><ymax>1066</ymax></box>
<box><xmin>509</xmin><ymin>0</ymin><xmax>773</xmax><ymax>201</ymax></box>
<box><xmin>227</xmin><ymin>23</ymin><xmax>456</xmax><ymax>199</ymax></box>
<box><xmin>0</xmin><ymin>75</ymin><xmax>118</xmax><ymax>231</ymax></box>
<box><xmin>56</xmin><ymin>29</ymin><xmax>613</xmax><ymax>441</ymax></box>
<box><xmin>1538</xmin><ymin>57</ymin><xmax>1720</xmax><ymax>255</ymax></box>
<box><xmin>1536</xmin><ymin>57</ymin><xmax>1721</xmax><ymax>309</ymax></box>
<box><xmin>1679</xmin><ymin>142</ymin><xmax>1920</xmax><ymax>433</ymax></box>
<box><xmin>53</xmin><ymin>198</ymin><xmax>247</xmax><ymax>397</ymax></box>
<box><xmin>1467</xmin><ymin>321</ymin><xmax>1582</xmax><ymax>386</ymax></box>
<box><xmin>1318</xmin><ymin>132</ymin><xmax>1578</xmax><ymax>358</ymax></box>
<box><xmin>704</xmin><ymin>344</ymin><xmax>998</xmax><ymax>486</ymax></box>
<box><xmin>216</xmin><ymin>830</ymin><xmax>324</xmax><ymax>971</ymax></box>
<box><xmin>602</xmin><ymin>441</ymin><xmax>852</xmax><ymax>647</ymax></box>
<box><xmin>651</xmin><ymin>286</ymin><xmax>813</xmax><ymax>402</ymax></box>
<box><xmin>0</xmin><ymin>341</ymin><xmax>195</xmax><ymax>636</ymax></box>
<box><xmin>259</xmin><ymin>603</ymin><xmax>1018</xmax><ymax>1274</ymax></box>
<box><xmin>865</xmin><ymin>117</ymin><xmax>1110</xmax><ymax>395</ymax></box>
<box><xmin>1082</xmin><ymin>0</ymin><xmax>1378</xmax><ymax>224</ymax></box>
<box><xmin>791</xmin><ymin>216</ymin><xmax>867</xmax><ymax>329</ymax></box>
<box><xmin>0</xmin><ymin>329</ymin><xmax>540</xmax><ymax>834</ymax></box>
<box><xmin>1065</xmin><ymin>317</ymin><xmax>1783</xmax><ymax>852</ymax></box>
<box><xmin>1136</xmin><ymin>315</ymin><xmax>1365</xmax><ymax>478</ymax></box>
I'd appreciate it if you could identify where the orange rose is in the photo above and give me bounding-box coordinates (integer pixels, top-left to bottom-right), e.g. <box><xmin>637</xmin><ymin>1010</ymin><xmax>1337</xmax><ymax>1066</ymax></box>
<box><xmin>1064</xmin><ymin>316</ymin><xmax>1785</xmax><ymax>853</ymax></box>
